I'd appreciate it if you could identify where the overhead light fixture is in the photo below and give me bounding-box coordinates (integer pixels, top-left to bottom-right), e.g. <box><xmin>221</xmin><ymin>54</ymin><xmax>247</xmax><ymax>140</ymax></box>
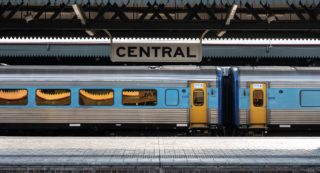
<box><xmin>103</xmin><ymin>29</ymin><xmax>112</xmax><ymax>39</ymax></box>
<box><xmin>72</xmin><ymin>4</ymin><xmax>96</xmax><ymax>37</ymax></box>
<box><xmin>72</xmin><ymin>4</ymin><xmax>86</xmax><ymax>25</ymax></box>
<box><xmin>225</xmin><ymin>4</ymin><xmax>238</xmax><ymax>25</ymax></box>
<box><xmin>85</xmin><ymin>30</ymin><xmax>96</xmax><ymax>37</ymax></box>
<box><xmin>267</xmin><ymin>15</ymin><xmax>277</xmax><ymax>24</ymax></box>
<box><xmin>217</xmin><ymin>30</ymin><xmax>227</xmax><ymax>37</ymax></box>
<box><xmin>24</xmin><ymin>13</ymin><xmax>34</xmax><ymax>23</ymax></box>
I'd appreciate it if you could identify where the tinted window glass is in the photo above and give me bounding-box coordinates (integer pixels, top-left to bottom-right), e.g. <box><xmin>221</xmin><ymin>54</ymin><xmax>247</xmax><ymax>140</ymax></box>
<box><xmin>36</xmin><ymin>89</ymin><xmax>71</xmax><ymax>105</ymax></box>
<box><xmin>253</xmin><ymin>90</ymin><xmax>264</xmax><ymax>107</ymax></box>
<box><xmin>122</xmin><ymin>89</ymin><xmax>157</xmax><ymax>106</ymax></box>
<box><xmin>300</xmin><ymin>90</ymin><xmax>320</xmax><ymax>107</ymax></box>
<box><xmin>0</xmin><ymin>89</ymin><xmax>28</xmax><ymax>105</ymax></box>
<box><xmin>165</xmin><ymin>89</ymin><xmax>179</xmax><ymax>106</ymax></box>
<box><xmin>80</xmin><ymin>89</ymin><xmax>114</xmax><ymax>106</ymax></box>
<box><xmin>193</xmin><ymin>89</ymin><xmax>204</xmax><ymax>106</ymax></box>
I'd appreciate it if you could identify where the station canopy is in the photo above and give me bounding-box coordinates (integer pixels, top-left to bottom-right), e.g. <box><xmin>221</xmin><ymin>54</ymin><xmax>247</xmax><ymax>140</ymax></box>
<box><xmin>1</xmin><ymin>0</ymin><xmax>320</xmax><ymax>61</ymax></box>
<box><xmin>1</xmin><ymin>0</ymin><xmax>319</xmax><ymax>33</ymax></box>
<box><xmin>3</xmin><ymin>0</ymin><xmax>320</xmax><ymax>5</ymax></box>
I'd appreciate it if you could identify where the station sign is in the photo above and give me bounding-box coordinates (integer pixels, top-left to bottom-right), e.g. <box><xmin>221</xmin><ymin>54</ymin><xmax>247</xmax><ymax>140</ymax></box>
<box><xmin>111</xmin><ymin>42</ymin><xmax>202</xmax><ymax>62</ymax></box>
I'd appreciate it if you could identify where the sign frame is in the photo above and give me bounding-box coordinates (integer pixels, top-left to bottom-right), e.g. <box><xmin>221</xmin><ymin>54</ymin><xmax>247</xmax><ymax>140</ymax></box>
<box><xmin>111</xmin><ymin>42</ymin><xmax>202</xmax><ymax>62</ymax></box>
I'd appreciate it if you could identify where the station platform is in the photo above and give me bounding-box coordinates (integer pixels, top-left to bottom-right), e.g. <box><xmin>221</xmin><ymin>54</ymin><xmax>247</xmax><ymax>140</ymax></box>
<box><xmin>0</xmin><ymin>137</ymin><xmax>319</xmax><ymax>172</ymax></box>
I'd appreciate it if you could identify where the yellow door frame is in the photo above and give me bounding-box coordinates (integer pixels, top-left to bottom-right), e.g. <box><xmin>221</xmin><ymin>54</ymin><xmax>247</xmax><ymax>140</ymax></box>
<box><xmin>249</xmin><ymin>82</ymin><xmax>267</xmax><ymax>128</ymax></box>
<box><xmin>189</xmin><ymin>82</ymin><xmax>208</xmax><ymax>128</ymax></box>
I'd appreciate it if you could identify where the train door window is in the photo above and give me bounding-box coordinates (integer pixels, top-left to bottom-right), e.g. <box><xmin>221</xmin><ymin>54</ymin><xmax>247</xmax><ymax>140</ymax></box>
<box><xmin>193</xmin><ymin>89</ymin><xmax>204</xmax><ymax>106</ymax></box>
<box><xmin>0</xmin><ymin>89</ymin><xmax>28</xmax><ymax>105</ymax></box>
<box><xmin>253</xmin><ymin>90</ymin><xmax>264</xmax><ymax>107</ymax></box>
<box><xmin>79</xmin><ymin>89</ymin><xmax>114</xmax><ymax>106</ymax></box>
<box><xmin>36</xmin><ymin>89</ymin><xmax>71</xmax><ymax>105</ymax></box>
<box><xmin>165</xmin><ymin>89</ymin><xmax>179</xmax><ymax>106</ymax></box>
<box><xmin>122</xmin><ymin>89</ymin><xmax>157</xmax><ymax>106</ymax></box>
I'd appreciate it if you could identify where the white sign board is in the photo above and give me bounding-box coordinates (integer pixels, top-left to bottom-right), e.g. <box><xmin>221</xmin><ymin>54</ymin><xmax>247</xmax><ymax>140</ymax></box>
<box><xmin>111</xmin><ymin>43</ymin><xmax>202</xmax><ymax>62</ymax></box>
<box><xmin>253</xmin><ymin>84</ymin><xmax>263</xmax><ymax>89</ymax></box>
<box><xmin>194</xmin><ymin>83</ymin><xmax>204</xmax><ymax>89</ymax></box>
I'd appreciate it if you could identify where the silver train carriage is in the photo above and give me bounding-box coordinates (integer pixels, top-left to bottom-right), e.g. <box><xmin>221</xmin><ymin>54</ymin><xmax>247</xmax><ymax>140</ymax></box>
<box><xmin>0</xmin><ymin>66</ymin><xmax>222</xmax><ymax>131</ymax></box>
<box><xmin>233</xmin><ymin>66</ymin><xmax>320</xmax><ymax>132</ymax></box>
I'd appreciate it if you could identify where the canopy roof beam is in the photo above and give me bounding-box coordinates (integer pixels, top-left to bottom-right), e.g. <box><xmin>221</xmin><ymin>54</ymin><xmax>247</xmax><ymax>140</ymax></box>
<box><xmin>34</xmin><ymin>2</ymin><xmax>51</xmax><ymax>20</ymax></box>
<box><xmin>300</xmin><ymin>2</ymin><xmax>318</xmax><ymax>21</ymax></box>
<box><xmin>1</xmin><ymin>20</ymin><xmax>318</xmax><ymax>31</ymax></box>
<box><xmin>0</xmin><ymin>2</ymin><xmax>12</xmax><ymax>19</ymax></box>
<box><xmin>50</xmin><ymin>3</ymin><xmax>66</xmax><ymax>20</ymax></box>
<box><xmin>0</xmin><ymin>2</ymin><xmax>319</xmax><ymax>32</ymax></box>
<box><xmin>5</xmin><ymin>2</ymin><xmax>23</xmax><ymax>20</ymax></box>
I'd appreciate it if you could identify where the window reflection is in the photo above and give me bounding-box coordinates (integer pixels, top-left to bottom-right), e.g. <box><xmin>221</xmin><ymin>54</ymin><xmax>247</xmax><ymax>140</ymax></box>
<box><xmin>122</xmin><ymin>90</ymin><xmax>157</xmax><ymax>106</ymax></box>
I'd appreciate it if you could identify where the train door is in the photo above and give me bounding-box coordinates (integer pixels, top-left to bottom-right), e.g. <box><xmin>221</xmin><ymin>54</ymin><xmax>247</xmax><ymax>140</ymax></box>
<box><xmin>189</xmin><ymin>82</ymin><xmax>208</xmax><ymax>128</ymax></box>
<box><xmin>249</xmin><ymin>83</ymin><xmax>267</xmax><ymax>128</ymax></box>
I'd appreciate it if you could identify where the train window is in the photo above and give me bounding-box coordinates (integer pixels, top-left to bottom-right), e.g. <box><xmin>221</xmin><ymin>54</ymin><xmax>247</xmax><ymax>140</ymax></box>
<box><xmin>79</xmin><ymin>89</ymin><xmax>114</xmax><ymax>106</ymax></box>
<box><xmin>253</xmin><ymin>90</ymin><xmax>264</xmax><ymax>107</ymax></box>
<box><xmin>165</xmin><ymin>89</ymin><xmax>179</xmax><ymax>106</ymax></box>
<box><xmin>36</xmin><ymin>89</ymin><xmax>71</xmax><ymax>106</ymax></box>
<box><xmin>300</xmin><ymin>90</ymin><xmax>320</xmax><ymax>107</ymax></box>
<box><xmin>0</xmin><ymin>89</ymin><xmax>28</xmax><ymax>105</ymax></box>
<box><xmin>122</xmin><ymin>89</ymin><xmax>157</xmax><ymax>106</ymax></box>
<box><xmin>193</xmin><ymin>89</ymin><xmax>204</xmax><ymax>106</ymax></box>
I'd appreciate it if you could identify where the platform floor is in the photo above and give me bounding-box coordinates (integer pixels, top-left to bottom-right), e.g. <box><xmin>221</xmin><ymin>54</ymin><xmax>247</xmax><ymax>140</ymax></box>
<box><xmin>0</xmin><ymin>137</ymin><xmax>319</xmax><ymax>167</ymax></box>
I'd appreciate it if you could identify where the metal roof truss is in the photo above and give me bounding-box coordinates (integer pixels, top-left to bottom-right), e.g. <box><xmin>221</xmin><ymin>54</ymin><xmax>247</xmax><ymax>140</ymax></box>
<box><xmin>0</xmin><ymin>0</ymin><xmax>319</xmax><ymax>31</ymax></box>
